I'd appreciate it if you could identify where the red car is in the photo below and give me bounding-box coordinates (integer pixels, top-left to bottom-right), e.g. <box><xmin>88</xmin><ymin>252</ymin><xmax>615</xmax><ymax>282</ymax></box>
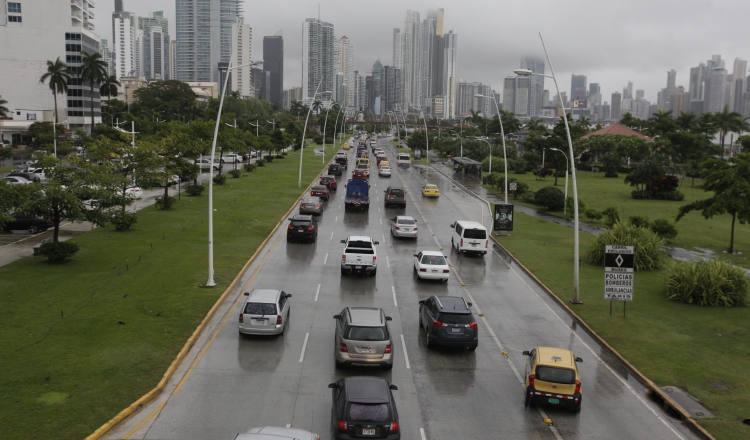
<box><xmin>320</xmin><ymin>175</ymin><xmax>338</xmax><ymax>191</ymax></box>
<box><xmin>352</xmin><ymin>169</ymin><xmax>367</xmax><ymax>180</ymax></box>
<box><xmin>310</xmin><ymin>184</ymin><xmax>330</xmax><ymax>201</ymax></box>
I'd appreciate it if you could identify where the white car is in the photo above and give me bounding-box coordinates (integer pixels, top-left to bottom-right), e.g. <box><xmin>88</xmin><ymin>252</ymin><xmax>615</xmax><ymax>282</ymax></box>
<box><xmin>234</xmin><ymin>426</ymin><xmax>320</xmax><ymax>440</ymax></box>
<box><xmin>196</xmin><ymin>158</ymin><xmax>219</xmax><ymax>171</ymax></box>
<box><xmin>125</xmin><ymin>186</ymin><xmax>143</xmax><ymax>199</ymax></box>
<box><xmin>378</xmin><ymin>166</ymin><xmax>391</xmax><ymax>177</ymax></box>
<box><xmin>222</xmin><ymin>153</ymin><xmax>243</xmax><ymax>163</ymax></box>
<box><xmin>391</xmin><ymin>215</ymin><xmax>418</xmax><ymax>238</ymax></box>
<box><xmin>2</xmin><ymin>176</ymin><xmax>33</xmax><ymax>186</ymax></box>
<box><xmin>413</xmin><ymin>250</ymin><xmax>450</xmax><ymax>282</ymax></box>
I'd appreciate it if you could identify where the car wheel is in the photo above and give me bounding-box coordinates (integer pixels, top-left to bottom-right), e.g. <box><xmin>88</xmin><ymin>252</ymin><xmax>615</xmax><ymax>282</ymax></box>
<box><xmin>383</xmin><ymin>362</ymin><xmax>393</xmax><ymax>371</ymax></box>
<box><xmin>29</xmin><ymin>225</ymin><xmax>39</xmax><ymax>234</ymax></box>
<box><xmin>425</xmin><ymin>330</ymin><xmax>433</xmax><ymax>349</ymax></box>
<box><xmin>335</xmin><ymin>359</ymin><xmax>345</xmax><ymax>370</ymax></box>
<box><xmin>468</xmin><ymin>343</ymin><xmax>477</xmax><ymax>351</ymax></box>
<box><xmin>340</xmin><ymin>267</ymin><xmax>346</xmax><ymax>275</ymax></box>
<box><xmin>371</xmin><ymin>268</ymin><xmax>377</xmax><ymax>276</ymax></box>
<box><xmin>419</xmin><ymin>312</ymin><xmax>423</xmax><ymax>327</ymax></box>
<box><xmin>573</xmin><ymin>397</ymin><xmax>582</xmax><ymax>413</ymax></box>
<box><xmin>442</xmin><ymin>278</ymin><xmax>448</xmax><ymax>283</ymax></box>
<box><xmin>524</xmin><ymin>391</ymin><xmax>532</xmax><ymax>408</ymax></box>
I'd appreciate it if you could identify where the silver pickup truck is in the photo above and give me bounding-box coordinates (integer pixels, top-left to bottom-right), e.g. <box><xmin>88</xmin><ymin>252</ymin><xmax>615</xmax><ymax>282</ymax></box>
<box><xmin>340</xmin><ymin>236</ymin><xmax>379</xmax><ymax>276</ymax></box>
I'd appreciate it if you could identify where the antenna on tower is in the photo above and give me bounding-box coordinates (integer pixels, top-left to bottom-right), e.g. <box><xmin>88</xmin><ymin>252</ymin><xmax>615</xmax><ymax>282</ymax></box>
<box><xmin>318</xmin><ymin>4</ymin><xmax>320</xmax><ymax>20</ymax></box>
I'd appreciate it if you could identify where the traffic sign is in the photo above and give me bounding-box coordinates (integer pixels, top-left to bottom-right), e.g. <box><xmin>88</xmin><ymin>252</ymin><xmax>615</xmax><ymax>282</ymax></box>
<box><xmin>494</xmin><ymin>204</ymin><xmax>514</xmax><ymax>231</ymax></box>
<box><xmin>509</xmin><ymin>182</ymin><xmax>517</xmax><ymax>191</ymax></box>
<box><xmin>604</xmin><ymin>245</ymin><xmax>634</xmax><ymax>301</ymax></box>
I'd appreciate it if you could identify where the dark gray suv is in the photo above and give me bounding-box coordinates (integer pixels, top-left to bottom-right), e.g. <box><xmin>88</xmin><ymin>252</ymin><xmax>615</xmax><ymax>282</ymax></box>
<box><xmin>383</xmin><ymin>186</ymin><xmax>406</xmax><ymax>208</ymax></box>
<box><xmin>419</xmin><ymin>296</ymin><xmax>478</xmax><ymax>350</ymax></box>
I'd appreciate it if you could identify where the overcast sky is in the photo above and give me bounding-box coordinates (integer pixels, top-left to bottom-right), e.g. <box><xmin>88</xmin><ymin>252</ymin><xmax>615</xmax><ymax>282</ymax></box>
<box><xmin>95</xmin><ymin>0</ymin><xmax>750</xmax><ymax>105</ymax></box>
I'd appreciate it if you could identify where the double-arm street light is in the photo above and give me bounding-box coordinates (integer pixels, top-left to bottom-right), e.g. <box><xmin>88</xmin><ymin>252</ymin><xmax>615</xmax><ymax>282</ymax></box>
<box><xmin>475</xmin><ymin>93</ymin><xmax>508</xmax><ymax>207</ymax></box>
<box><xmin>205</xmin><ymin>57</ymin><xmax>263</xmax><ymax>287</ymax></box>
<box><xmin>514</xmin><ymin>33</ymin><xmax>581</xmax><ymax>304</ymax></box>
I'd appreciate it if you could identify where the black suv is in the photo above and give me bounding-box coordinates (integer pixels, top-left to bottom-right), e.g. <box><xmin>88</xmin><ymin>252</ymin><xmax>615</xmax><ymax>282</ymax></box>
<box><xmin>286</xmin><ymin>215</ymin><xmax>318</xmax><ymax>243</ymax></box>
<box><xmin>328</xmin><ymin>163</ymin><xmax>343</xmax><ymax>176</ymax></box>
<box><xmin>383</xmin><ymin>187</ymin><xmax>406</xmax><ymax>208</ymax></box>
<box><xmin>329</xmin><ymin>376</ymin><xmax>400</xmax><ymax>440</ymax></box>
<box><xmin>2</xmin><ymin>214</ymin><xmax>52</xmax><ymax>234</ymax></box>
<box><xmin>419</xmin><ymin>295</ymin><xmax>478</xmax><ymax>350</ymax></box>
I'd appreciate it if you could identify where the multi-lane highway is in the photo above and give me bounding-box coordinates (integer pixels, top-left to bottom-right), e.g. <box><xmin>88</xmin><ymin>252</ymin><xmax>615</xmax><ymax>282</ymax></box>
<box><xmin>110</xmin><ymin>136</ymin><xmax>698</xmax><ymax>440</ymax></box>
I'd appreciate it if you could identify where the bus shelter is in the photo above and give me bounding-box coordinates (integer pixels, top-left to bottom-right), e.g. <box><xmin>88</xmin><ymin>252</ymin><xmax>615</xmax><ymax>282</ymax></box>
<box><xmin>452</xmin><ymin>157</ymin><xmax>483</xmax><ymax>179</ymax></box>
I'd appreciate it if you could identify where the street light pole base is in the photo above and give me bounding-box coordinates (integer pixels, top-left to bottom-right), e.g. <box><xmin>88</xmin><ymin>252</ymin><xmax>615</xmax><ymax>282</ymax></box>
<box><xmin>202</xmin><ymin>280</ymin><xmax>217</xmax><ymax>288</ymax></box>
<box><xmin>570</xmin><ymin>300</ymin><xmax>583</xmax><ymax>305</ymax></box>
<box><xmin>497</xmin><ymin>231</ymin><xmax>509</xmax><ymax>236</ymax></box>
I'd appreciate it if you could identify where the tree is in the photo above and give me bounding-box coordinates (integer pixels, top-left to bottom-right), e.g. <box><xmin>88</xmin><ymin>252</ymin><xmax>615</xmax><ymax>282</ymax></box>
<box><xmin>525</xmin><ymin>118</ymin><xmax>548</xmax><ymax>135</ymax></box>
<box><xmin>312</xmin><ymin>99</ymin><xmax>323</xmax><ymax>115</ymax></box>
<box><xmin>676</xmin><ymin>154</ymin><xmax>750</xmax><ymax>254</ymax></box>
<box><xmin>0</xmin><ymin>95</ymin><xmax>8</xmax><ymax>118</ymax></box>
<box><xmin>694</xmin><ymin>112</ymin><xmax>717</xmax><ymax>138</ymax></box>
<box><xmin>648</xmin><ymin>109</ymin><xmax>676</xmax><ymax>138</ymax></box>
<box><xmin>675</xmin><ymin>111</ymin><xmax>697</xmax><ymax>132</ymax></box>
<box><xmin>100</xmin><ymin>75</ymin><xmax>121</xmax><ymax>104</ymax></box>
<box><xmin>39</xmin><ymin>57</ymin><xmax>71</xmax><ymax>129</ymax></box>
<box><xmin>133</xmin><ymin>80</ymin><xmax>197</xmax><ymax>120</ymax></box>
<box><xmin>619</xmin><ymin>113</ymin><xmax>639</xmax><ymax>129</ymax></box>
<box><xmin>713</xmin><ymin>105</ymin><xmax>750</xmax><ymax>158</ymax></box>
<box><xmin>26</xmin><ymin>121</ymin><xmax>63</xmax><ymax>148</ymax></box>
<box><xmin>79</xmin><ymin>51</ymin><xmax>108</xmax><ymax>130</ymax></box>
<box><xmin>499</xmin><ymin>110</ymin><xmax>521</xmax><ymax>134</ymax></box>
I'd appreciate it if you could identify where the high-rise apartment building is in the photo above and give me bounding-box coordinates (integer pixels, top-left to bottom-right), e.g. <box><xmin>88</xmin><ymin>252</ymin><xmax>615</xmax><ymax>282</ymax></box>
<box><xmin>589</xmin><ymin>83</ymin><xmax>600</xmax><ymax>97</ymax></box>
<box><xmin>333</xmin><ymin>36</ymin><xmax>356</xmax><ymax>107</ymax></box>
<box><xmin>142</xmin><ymin>26</ymin><xmax>170</xmax><ymax>81</ymax></box>
<box><xmin>441</xmin><ymin>30</ymin><xmax>457</xmax><ymax>119</ymax></box>
<box><xmin>503</xmin><ymin>76</ymin><xmax>530</xmax><ymax>117</ymax></box>
<box><xmin>611</xmin><ymin>92</ymin><xmax>622</xmax><ymax>119</ymax></box>
<box><xmin>623</xmin><ymin>81</ymin><xmax>633</xmax><ymax>100</ymax></box>
<box><xmin>263</xmin><ymin>34</ymin><xmax>284</xmax><ymax>106</ymax></box>
<box><xmin>570</xmin><ymin>74</ymin><xmax>587</xmax><ymax>102</ymax></box>
<box><xmin>169</xmin><ymin>40</ymin><xmax>177</xmax><ymax>81</ymax></box>
<box><xmin>672</xmin><ymin>86</ymin><xmax>687</xmax><ymax>114</ymax></box>
<box><xmin>0</xmin><ymin>0</ymin><xmax>100</xmax><ymax>136</ymax></box>
<box><xmin>231</xmin><ymin>17</ymin><xmax>252</xmax><ymax>98</ymax></box>
<box><xmin>393</xmin><ymin>10</ymin><xmax>423</xmax><ymax>112</ymax></box>
<box><xmin>301</xmin><ymin>18</ymin><xmax>334</xmax><ymax>101</ymax></box>
<box><xmin>100</xmin><ymin>39</ymin><xmax>115</xmax><ymax>76</ymax></box>
<box><xmin>520</xmin><ymin>57</ymin><xmax>544</xmax><ymax>118</ymax></box>
<box><xmin>112</xmin><ymin>2</ymin><xmax>136</xmax><ymax>78</ymax></box>
<box><xmin>706</xmin><ymin>64</ymin><xmax>727</xmax><ymax>113</ymax></box>
<box><xmin>729</xmin><ymin>58</ymin><xmax>747</xmax><ymax>113</ymax></box>
<box><xmin>176</xmin><ymin>0</ymin><xmax>241</xmax><ymax>83</ymax></box>
<box><xmin>381</xmin><ymin>66</ymin><xmax>403</xmax><ymax>114</ymax></box>
<box><xmin>665</xmin><ymin>69</ymin><xmax>676</xmax><ymax>109</ymax></box>
<box><xmin>283</xmin><ymin>87</ymin><xmax>302</xmax><ymax>110</ymax></box>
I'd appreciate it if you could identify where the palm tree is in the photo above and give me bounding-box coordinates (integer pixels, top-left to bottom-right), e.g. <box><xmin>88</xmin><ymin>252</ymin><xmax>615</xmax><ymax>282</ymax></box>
<box><xmin>695</xmin><ymin>112</ymin><xmax>717</xmax><ymax>138</ymax></box>
<box><xmin>499</xmin><ymin>110</ymin><xmax>521</xmax><ymax>134</ymax></box>
<box><xmin>290</xmin><ymin>101</ymin><xmax>303</xmax><ymax>121</ymax></box>
<box><xmin>648</xmin><ymin>109</ymin><xmax>676</xmax><ymax>138</ymax></box>
<box><xmin>79</xmin><ymin>51</ymin><xmax>108</xmax><ymax>130</ymax></box>
<box><xmin>39</xmin><ymin>57</ymin><xmax>71</xmax><ymax>128</ymax></box>
<box><xmin>577</xmin><ymin>116</ymin><xmax>592</xmax><ymax>132</ymax></box>
<box><xmin>714</xmin><ymin>105</ymin><xmax>750</xmax><ymax>157</ymax></box>
<box><xmin>525</xmin><ymin>118</ymin><xmax>547</xmax><ymax>134</ymax></box>
<box><xmin>312</xmin><ymin>99</ymin><xmax>323</xmax><ymax>115</ymax></box>
<box><xmin>675</xmin><ymin>111</ymin><xmax>697</xmax><ymax>132</ymax></box>
<box><xmin>0</xmin><ymin>95</ymin><xmax>8</xmax><ymax>118</ymax></box>
<box><xmin>99</xmin><ymin>75</ymin><xmax>120</xmax><ymax>104</ymax></box>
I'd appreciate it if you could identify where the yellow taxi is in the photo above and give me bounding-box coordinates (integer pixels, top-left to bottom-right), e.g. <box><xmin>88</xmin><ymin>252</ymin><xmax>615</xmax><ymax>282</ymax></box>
<box><xmin>342</xmin><ymin>143</ymin><xmax>350</xmax><ymax>150</ymax></box>
<box><xmin>522</xmin><ymin>346</ymin><xmax>583</xmax><ymax>413</ymax></box>
<box><xmin>421</xmin><ymin>183</ymin><xmax>440</xmax><ymax>198</ymax></box>
<box><xmin>378</xmin><ymin>160</ymin><xmax>391</xmax><ymax>169</ymax></box>
<box><xmin>356</xmin><ymin>157</ymin><xmax>370</xmax><ymax>167</ymax></box>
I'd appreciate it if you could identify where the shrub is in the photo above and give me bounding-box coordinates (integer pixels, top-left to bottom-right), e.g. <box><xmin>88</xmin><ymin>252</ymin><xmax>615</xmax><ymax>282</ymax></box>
<box><xmin>230</xmin><ymin>169</ymin><xmax>242</xmax><ymax>178</ymax></box>
<box><xmin>663</xmin><ymin>260</ymin><xmax>748</xmax><ymax>307</ymax></box>
<box><xmin>585</xmin><ymin>221</ymin><xmax>666</xmax><ymax>270</ymax></box>
<box><xmin>263</xmin><ymin>155</ymin><xmax>274</xmax><ymax>162</ymax></box>
<box><xmin>534</xmin><ymin>186</ymin><xmax>565</xmax><ymax>211</ymax></box>
<box><xmin>533</xmin><ymin>167</ymin><xmax>553</xmax><ymax>180</ymax></box>
<box><xmin>584</xmin><ymin>209</ymin><xmax>603</xmax><ymax>222</ymax></box>
<box><xmin>213</xmin><ymin>174</ymin><xmax>226</xmax><ymax>185</ymax></box>
<box><xmin>256</xmin><ymin>159</ymin><xmax>265</xmax><ymax>167</ymax></box>
<box><xmin>155</xmin><ymin>195</ymin><xmax>176</xmax><ymax>210</ymax></box>
<box><xmin>185</xmin><ymin>184</ymin><xmax>205</xmax><ymax>196</ymax></box>
<box><xmin>602</xmin><ymin>207</ymin><xmax>620</xmax><ymax>227</ymax></box>
<box><xmin>243</xmin><ymin>163</ymin><xmax>256</xmax><ymax>172</ymax></box>
<box><xmin>110</xmin><ymin>211</ymin><xmax>137</xmax><ymax>231</ymax></box>
<box><xmin>631</xmin><ymin>189</ymin><xmax>685</xmax><ymax>201</ymax></box>
<box><xmin>275</xmin><ymin>154</ymin><xmax>285</xmax><ymax>159</ymax></box>
<box><xmin>650</xmin><ymin>218</ymin><xmax>678</xmax><ymax>240</ymax></box>
<box><xmin>564</xmin><ymin>197</ymin><xmax>587</xmax><ymax>219</ymax></box>
<box><xmin>508</xmin><ymin>178</ymin><xmax>529</xmax><ymax>198</ymax></box>
<box><xmin>521</xmin><ymin>190</ymin><xmax>536</xmax><ymax>203</ymax></box>
<box><xmin>629</xmin><ymin>215</ymin><xmax>651</xmax><ymax>229</ymax></box>
<box><xmin>514</xmin><ymin>158</ymin><xmax>528</xmax><ymax>174</ymax></box>
<box><xmin>313</xmin><ymin>135</ymin><xmax>323</xmax><ymax>145</ymax></box>
<box><xmin>482</xmin><ymin>157</ymin><xmax>505</xmax><ymax>173</ymax></box>
<box><xmin>38</xmin><ymin>241</ymin><xmax>79</xmax><ymax>263</ymax></box>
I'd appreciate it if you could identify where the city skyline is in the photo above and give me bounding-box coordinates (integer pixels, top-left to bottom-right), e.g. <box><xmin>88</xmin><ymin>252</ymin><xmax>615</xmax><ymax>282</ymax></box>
<box><xmin>90</xmin><ymin>0</ymin><xmax>748</xmax><ymax>108</ymax></box>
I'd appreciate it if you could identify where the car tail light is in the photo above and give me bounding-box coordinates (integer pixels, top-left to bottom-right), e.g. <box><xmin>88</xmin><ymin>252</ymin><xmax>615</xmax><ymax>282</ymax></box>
<box><xmin>316</xmin><ymin>204</ymin><xmax>321</xmax><ymax>207</ymax></box>
<box><xmin>574</xmin><ymin>379</ymin><xmax>581</xmax><ymax>394</ymax></box>
<box><xmin>384</xmin><ymin>345</ymin><xmax>392</xmax><ymax>354</ymax></box>
<box><xmin>485</xmin><ymin>240</ymin><xmax>489</xmax><ymax>248</ymax></box>
<box><xmin>413</xmin><ymin>227</ymin><xmax>418</xmax><ymax>231</ymax></box>
<box><xmin>276</xmin><ymin>315</ymin><xmax>283</xmax><ymax>324</ymax></box>
<box><xmin>389</xmin><ymin>421</ymin><xmax>399</xmax><ymax>432</ymax></box>
<box><xmin>460</xmin><ymin>238</ymin><xmax>464</xmax><ymax>247</ymax></box>
<box><xmin>339</xmin><ymin>343</ymin><xmax>348</xmax><ymax>353</ymax></box>
<box><xmin>394</xmin><ymin>226</ymin><xmax>400</xmax><ymax>230</ymax></box>
<box><xmin>342</xmin><ymin>254</ymin><xmax>346</xmax><ymax>262</ymax></box>
<box><xmin>468</xmin><ymin>321</ymin><xmax>478</xmax><ymax>329</ymax></box>
<box><xmin>528</xmin><ymin>374</ymin><xmax>535</xmax><ymax>388</ymax></box>
<box><xmin>419</xmin><ymin>268</ymin><xmax>426</xmax><ymax>272</ymax></box>
<box><xmin>307</xmin><ymin>226</ymin><xmax>315</xmax><ymax>231</ymax></box>
<box><xmin>288</xmin><ymin>225</ymin><xmax>294</xmax><ymax>230</ymax></box>
<box><xmin>432</xmin><ymin>319</ymin><xmax>444</xmax><ymax>327</ymax></box>
<box><xmin>337</xmin><ymin>420</ymin><xmax>348</xmax><ymax>431</ymax></box>
<box><xmin>239</xmin><ymin>314</ymin><xmax>244</xmax><ymax>324</ymax></box>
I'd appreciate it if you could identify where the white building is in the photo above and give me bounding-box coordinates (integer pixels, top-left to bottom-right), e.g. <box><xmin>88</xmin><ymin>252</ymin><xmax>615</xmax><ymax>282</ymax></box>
<box><xmin>441</xmin><ymin>30</ymin><xmax>457</xmax><ymax>119</ymax></box>
<box><xmin>301</xmin><ymin>18</ymin><xmax>334</xmax><ymax>101</ymax></box>
<box><xmin>231</xmin><ymin>17</ymin><xmax>253</xmax><ymax>98</ymax></box>
<box><xmin>112</xmin><ymin>5</ymin><xmax>137</xmax><ymax>78</ymax></box>
<box><xmin>333</xmin><ymin>36</ymin><xmax>356</xmax><ymax>107</ymax></box>
<box><xmin>0</xmin><ymin>0</ymin><xmax>101</xmax><ymax>141</ymax></box>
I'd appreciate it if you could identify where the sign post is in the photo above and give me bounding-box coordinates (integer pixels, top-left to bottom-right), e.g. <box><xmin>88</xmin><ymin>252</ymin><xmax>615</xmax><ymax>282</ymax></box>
<box><xmin>604</xmin><ymin>245</ymin><xmax>634</xmax><ymax>316</ymax></box>
<box><xmin>493</xmin><ymin>204</ymin><xmax>514</xmax><ymax>233</ymax></box>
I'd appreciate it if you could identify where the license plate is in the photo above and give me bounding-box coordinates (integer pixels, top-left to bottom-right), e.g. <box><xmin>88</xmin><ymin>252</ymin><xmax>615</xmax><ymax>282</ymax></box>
<box><xmin>471</xmin><ymin>243</ymin><xmax>478</xmax><ymax>246</ymax></box>
<box><xmin>362</xmin><ymin>428</ymin><xmax>376</xmax><ymax>436</ymax></box>
<box><xmin>359</xmin><ymin>347</ymin><xmax>372</xmax><ymax>353</ymax></box>
<box><xmin>355</xmin><ymin>265</ymin><xmax>362</xmax><ymax>269</ymax></box>
<box><xmin>432</xmin><ymin>269</ymin><xmax>438</xmax><ymax>273</ymax></box>
<box><xmin>548</xmin><ymin>398</ymin><xmax>560</xmax><ymax>404</ymax></box>
<box><xmin>298</xmin><ymin>229</ymin><xmax>304</xmax><ymax>232</ymax></box>
<box><xmin>451</xmin><ymin>327</ymin><xmax>462</xmax><ymax>333</ymax></box>
<box><xmin>252</xmin><ymin>319</ymin><xmax>267</xmax><ymax>325</ymax></box>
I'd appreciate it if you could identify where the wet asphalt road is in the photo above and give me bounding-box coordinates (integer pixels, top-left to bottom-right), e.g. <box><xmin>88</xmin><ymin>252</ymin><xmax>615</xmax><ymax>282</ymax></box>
<box><xmin>110</xmin><ymin>138</ymin><xmax>698</xmax><ymax>440</ymax></box>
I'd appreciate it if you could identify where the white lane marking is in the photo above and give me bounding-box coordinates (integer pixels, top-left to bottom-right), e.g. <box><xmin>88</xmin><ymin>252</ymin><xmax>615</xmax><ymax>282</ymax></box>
<box><xmin>382</xmin><ymin>233</ymin><xmax>385</xmax><ymax>244</ymax></box>
<box><xmin>315</xmin><ymin>284</ymin><xmax>321</xmax><ymax>301</ymax></box>
<box><xmin>338</xmin><ymin>204</ymin><xmax>341</xmax><ymax>210</ymax></box>
<box><xmin>400</xmin><ymin>334</ymin><xmax>410</xmax><ymax>369</ymax></box>
<box><xmin>330</xmin><ymin>231</ymin><xmax>334</xmax><ymax>240</ymax></box>
<box><xmin>378</xmin><ymin>207</ymin><xmax>381</xmax><ymax>212</ymax></box>
<box><xmin>386</xmin><ymin>256</ymin><xmax>390</xmax><ymax>268</ymax></box>
<box><xmin>299</xmin><ymin>333</ymin><xmax>309</xmax><ymax>362</ymax></box>
<box><xmin>380</xmin><ymin>218</ymin><xmax>382</xmax><ymax>225</ymax></box>
<box><xmin>392</xmin><ymin>286</ymin><xmax>398</xmax><ymax>307</ymax></box>
<box><xmin>335</xmin><ymin>216</ymin><xmax>338</xmax><ymax>223</ymax></box>
<box><xmin>420</xmin><ymin>428</ymin><xmax>427</xmax><ymax>440</ymax></box>
<box><xmin>323</xmin><ymin>253</ymin><xmax>328</xmax><ymax>265</ymax></box>
<box><xmin>376</xmin><ymin>196</ymin><xmax>379</xmax><ymax>202</ymax></box>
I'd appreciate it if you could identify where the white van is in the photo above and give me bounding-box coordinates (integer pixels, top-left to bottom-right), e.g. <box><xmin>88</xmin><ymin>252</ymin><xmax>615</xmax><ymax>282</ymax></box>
<box><xmin>449</xmin><ymin>220</ymin><xmax>488</xmax><ymax>255</ymax></box>
<box><xmin>397</xmin><ymin>153</ymin><xmax>411</xmax><ymax>167</ymax></box>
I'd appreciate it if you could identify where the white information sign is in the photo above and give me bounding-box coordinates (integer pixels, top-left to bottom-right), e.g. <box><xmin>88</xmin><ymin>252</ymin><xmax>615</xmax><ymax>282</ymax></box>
<box><xmin>604</xmin><ymin>245</ymin><xmax>634</xmax><ymax>301</ymax></box>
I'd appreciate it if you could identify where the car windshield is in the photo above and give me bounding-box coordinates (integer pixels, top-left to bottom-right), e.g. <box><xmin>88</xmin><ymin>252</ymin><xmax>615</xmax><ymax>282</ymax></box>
<box><xmin>421</xmin><ymin>255</ymin><xmax>446</xmax><ymax>265</ymax></box>
<box><xmin>438</xmin><ymin>313</ymin><xmax>474</xmax><ymax>324</ymax></box>
<box><xmin>464</xmin><ymin>229</ymin><xmax>487</xmax><ymax>239</ymax></box>
<box><xmin>345</xmin><ymin>326</ymin><xmax>388</xmax><ymax>341</ymax></box>
<box><xmin>348</xmin><ymin>403</ymin><xmax>389</xmax><ymax>422</ymax></box>
<box><xmin>388</xmin><ymin>189</ymin><xmax>404</xmax><ymax>197</ymax></box>
<box><xmin>244</xmin><ymin>302</ymin><xmax>277</xmax><ymax>315</ymax></box>
<box><xmin>536</xmin><ymin>366</ymin><xmax>576</xmax><ymax>384</ymax></box>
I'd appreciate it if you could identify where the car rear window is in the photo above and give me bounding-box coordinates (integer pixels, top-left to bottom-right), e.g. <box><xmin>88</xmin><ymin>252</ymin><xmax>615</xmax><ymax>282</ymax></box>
<box><xmin>397</xmin><ymin>218</ymin><xmax>416</xmax><ymax>225</ymax></box>
<box><xmin>345</xmin><ymin>326</ymin><xmax>388</xmax><ymax>341</ymax></box>
<box><xmin>388</xmin><ymin>189</ymin><xmax>404</xmax><ymax>197</ymax></box>
<box><xmin>244</xmin><ymin>302</ymin><xmax>277</xmax><ymax>315</ymax></box>
<box><xmin>464</xmin><ymin>228</ymin><xmax>487</xmax><ymax>239</ymax></box>
<box><xmin>347</xmin><ymin>240</ymin><xmax>373</xmax><ymax>249</ymax></box>
<box><xmin>348</xmin><ymin>403</ymin><xmax>389</xmax><ymax>422</ymax></box>
<box><xmin>291</xmin><ymin>220</ymin><xmax>311</xmax><ymax>226</ymax></box>
<box><xmin>438</xmin><ymin>313</ymin><xmax>474</xmax><ymax>324</ymax></box>
<box><xmin>422</xmin><ymin>255</ymin><xmax>446</xmax><ymax>265</ymax></box>
<box><xmin>536</xmin><ymin>366</ymin><xmax>576</xmax><ymax>384</ymax></box>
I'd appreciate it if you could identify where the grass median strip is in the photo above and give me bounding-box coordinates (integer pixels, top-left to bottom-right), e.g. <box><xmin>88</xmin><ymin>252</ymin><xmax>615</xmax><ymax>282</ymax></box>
<box><xmin>499</xmin><ymin>211</ymin><xmax>749</xmax><ymax>440</ymax></box>
<box><xmin>0</xmin><ymin>147</ymin><xmax>335</xmax><ymax>440</ymax></box>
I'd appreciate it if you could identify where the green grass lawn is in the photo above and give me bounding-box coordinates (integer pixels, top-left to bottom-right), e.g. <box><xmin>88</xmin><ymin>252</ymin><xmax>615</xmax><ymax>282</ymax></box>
<box><xmin>486</xmin><ymin>170</ymin><xmax>750</xmax><ymax>269</ymax></box>
<box><xmin>499</xmin><ymin>212</ymin><xmax>750</xmax><ymax>440</ymax></box>
<box><xmin>0</xmin><ymin>145</ymin><xmax>338</xmax><ymax>439</ymax></box>
<box><xmin>1</xmin><ymin>164</ymin><xmax>16</xmax><ymax>172</ymax></box>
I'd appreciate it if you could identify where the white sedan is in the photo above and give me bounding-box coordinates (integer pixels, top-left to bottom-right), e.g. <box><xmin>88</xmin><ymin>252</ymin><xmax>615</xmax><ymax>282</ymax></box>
<box><xmin>125</xmin><ymin>186</ymin><xmax>143</xmax><ymax>199</ymax></box>
<box><xmin>413</xmin><ymin>251</ymin><xmax>450</xmax><ymax>282</ymax></box>
<box><xmin>378</xmin><ymin>166</ymin><xmax>391</xmax><ymax>177</ymax></box>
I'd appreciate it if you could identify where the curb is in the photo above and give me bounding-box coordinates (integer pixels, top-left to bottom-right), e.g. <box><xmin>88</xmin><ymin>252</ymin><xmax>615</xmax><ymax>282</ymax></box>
<box><xmin>86</xmin><ymin>150</ymin><xmax>336</xmax><ymax>439</ymax></box>
<box><xmin>431</xmin><ymin>163</ymin><xmax>715</xmax><ymax>440</ymax></box>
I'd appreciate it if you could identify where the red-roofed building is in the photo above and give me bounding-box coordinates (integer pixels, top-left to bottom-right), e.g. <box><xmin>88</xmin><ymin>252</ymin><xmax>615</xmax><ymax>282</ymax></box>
<box><xmin>581</xmin><ymin>123</ymin><xmax>653</xmax><ymax>141</ymax></box>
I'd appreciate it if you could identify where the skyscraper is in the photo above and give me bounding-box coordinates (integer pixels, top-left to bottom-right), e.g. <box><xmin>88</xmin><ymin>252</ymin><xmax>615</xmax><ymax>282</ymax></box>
<box><xmin>521</xmin><ymin>57</ymin><xmax>544</xmax><ymax>118</ymax></box>
<box><xmin>611</xmin><ymin>92</ymin><xmax>622</xmax><ymax>119</ymax></box>
<box><xmin>729</xmin><ymin>58</ymin><xmax>747</xmax><ymax>113</ymax></box>
<box><xmin>333</xmin><ymin>36</ymin><xmax>356</xmax><ymax>107</ymax></box>
<box><xmin>570</xmin><ymin>74</ymin><xmax>587</xmax><ymax>102</ymax></box>
<box><xmin>503</xmin><ymin>76</ymin><xmax>530</xmax><ymax>117</ymax></box>
<box><xmin>141</xmin><ymin>26</ymin><xmax>170</xmax><ymax>81</ymax></box>
<box><xmin>263</xmin><ymin>34</ymin><xmax>284</xmax><ymax>106</ymax></box>
<box><xmin>138</xmin><ymin>11</ymin><xmax>168</xmax><ymax>35</ymax></box>
<box><xmin>666</xmin><ymin>69</ymin><xmax>677</xmax><ymax>109</ymax></box>
<box><xmin>112</xmin><ymin>2</ymin><xmax>136</xmax><ymax>78</ymax></box>
<box><xmin>176</xmin><ymin>0</ymin><xmax>241</xmax><ymax>83</ymax></box>
<box><xmin>589</xmin><ymin>83</ymin><xmax>600</xmax><ymax>97</ymax></box>
<box><xmin>396</xmin><ymin>10</ymin><xmax>423</xmax><ymax>111</ymax></box>
<box><xmin>441</xmin><ymin>30</ymin><xmax>457</xmax><ymax>119</ymax></box>
<box><xmin>706</xmin><ymin>64</ymin><xmax>727</xmax><ymax>113</ymax></box>
<box><xmin>231</xmin><ymin>17</ymin><xmax>252</xmax><ymax>98</ymax></box>
<box><xmin>301</xmin><ymin>18</ymin><xmax>334</xmax><ymax>101</ymax></box>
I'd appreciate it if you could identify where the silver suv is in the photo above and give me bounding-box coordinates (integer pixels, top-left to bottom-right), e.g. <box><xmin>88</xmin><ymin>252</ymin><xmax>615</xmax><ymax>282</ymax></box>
<box><xmin>334</xmin><ymin>307</ymin><xmax>393</xmax><ymax>370</ymax></box>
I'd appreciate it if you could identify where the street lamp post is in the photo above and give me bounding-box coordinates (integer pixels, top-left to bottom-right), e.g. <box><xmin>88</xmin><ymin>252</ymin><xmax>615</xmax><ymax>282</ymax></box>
<box><xmin>412</xmin><ymin>106</ymin><xmax>429</xmax><ymax>164</ymax></box>
<box><xmin>515</xmin><ymin>33</ymin><xmax>581</xmax><ymax>304</ymax></box>
<box><xmin>549</xmin><ymin>147</ymin><xmax>569</xmax><ymax>217</ymax></box>
<box><xmin>298</xmin><ymin>79</ymin><xmax>324</xmax><ymax>188</ymax></box>
<box><xmin>205</xmin><ymin>57</ymin><xmax>263</xmax><ymax>287</ymax></box>
<box><xmin>475</xmin><ymin>94</ymin><xmax>508</xmax><ymax>206</ymax></box>
<box><xmin>321</xmin><ymin>99</ymin><xmax>335</xmax><ymax>164</ymax></box>
<box><xmin>332</xmin><ymin>108</ymin><xmax>343</xmax><ymax>152</ymax></box>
